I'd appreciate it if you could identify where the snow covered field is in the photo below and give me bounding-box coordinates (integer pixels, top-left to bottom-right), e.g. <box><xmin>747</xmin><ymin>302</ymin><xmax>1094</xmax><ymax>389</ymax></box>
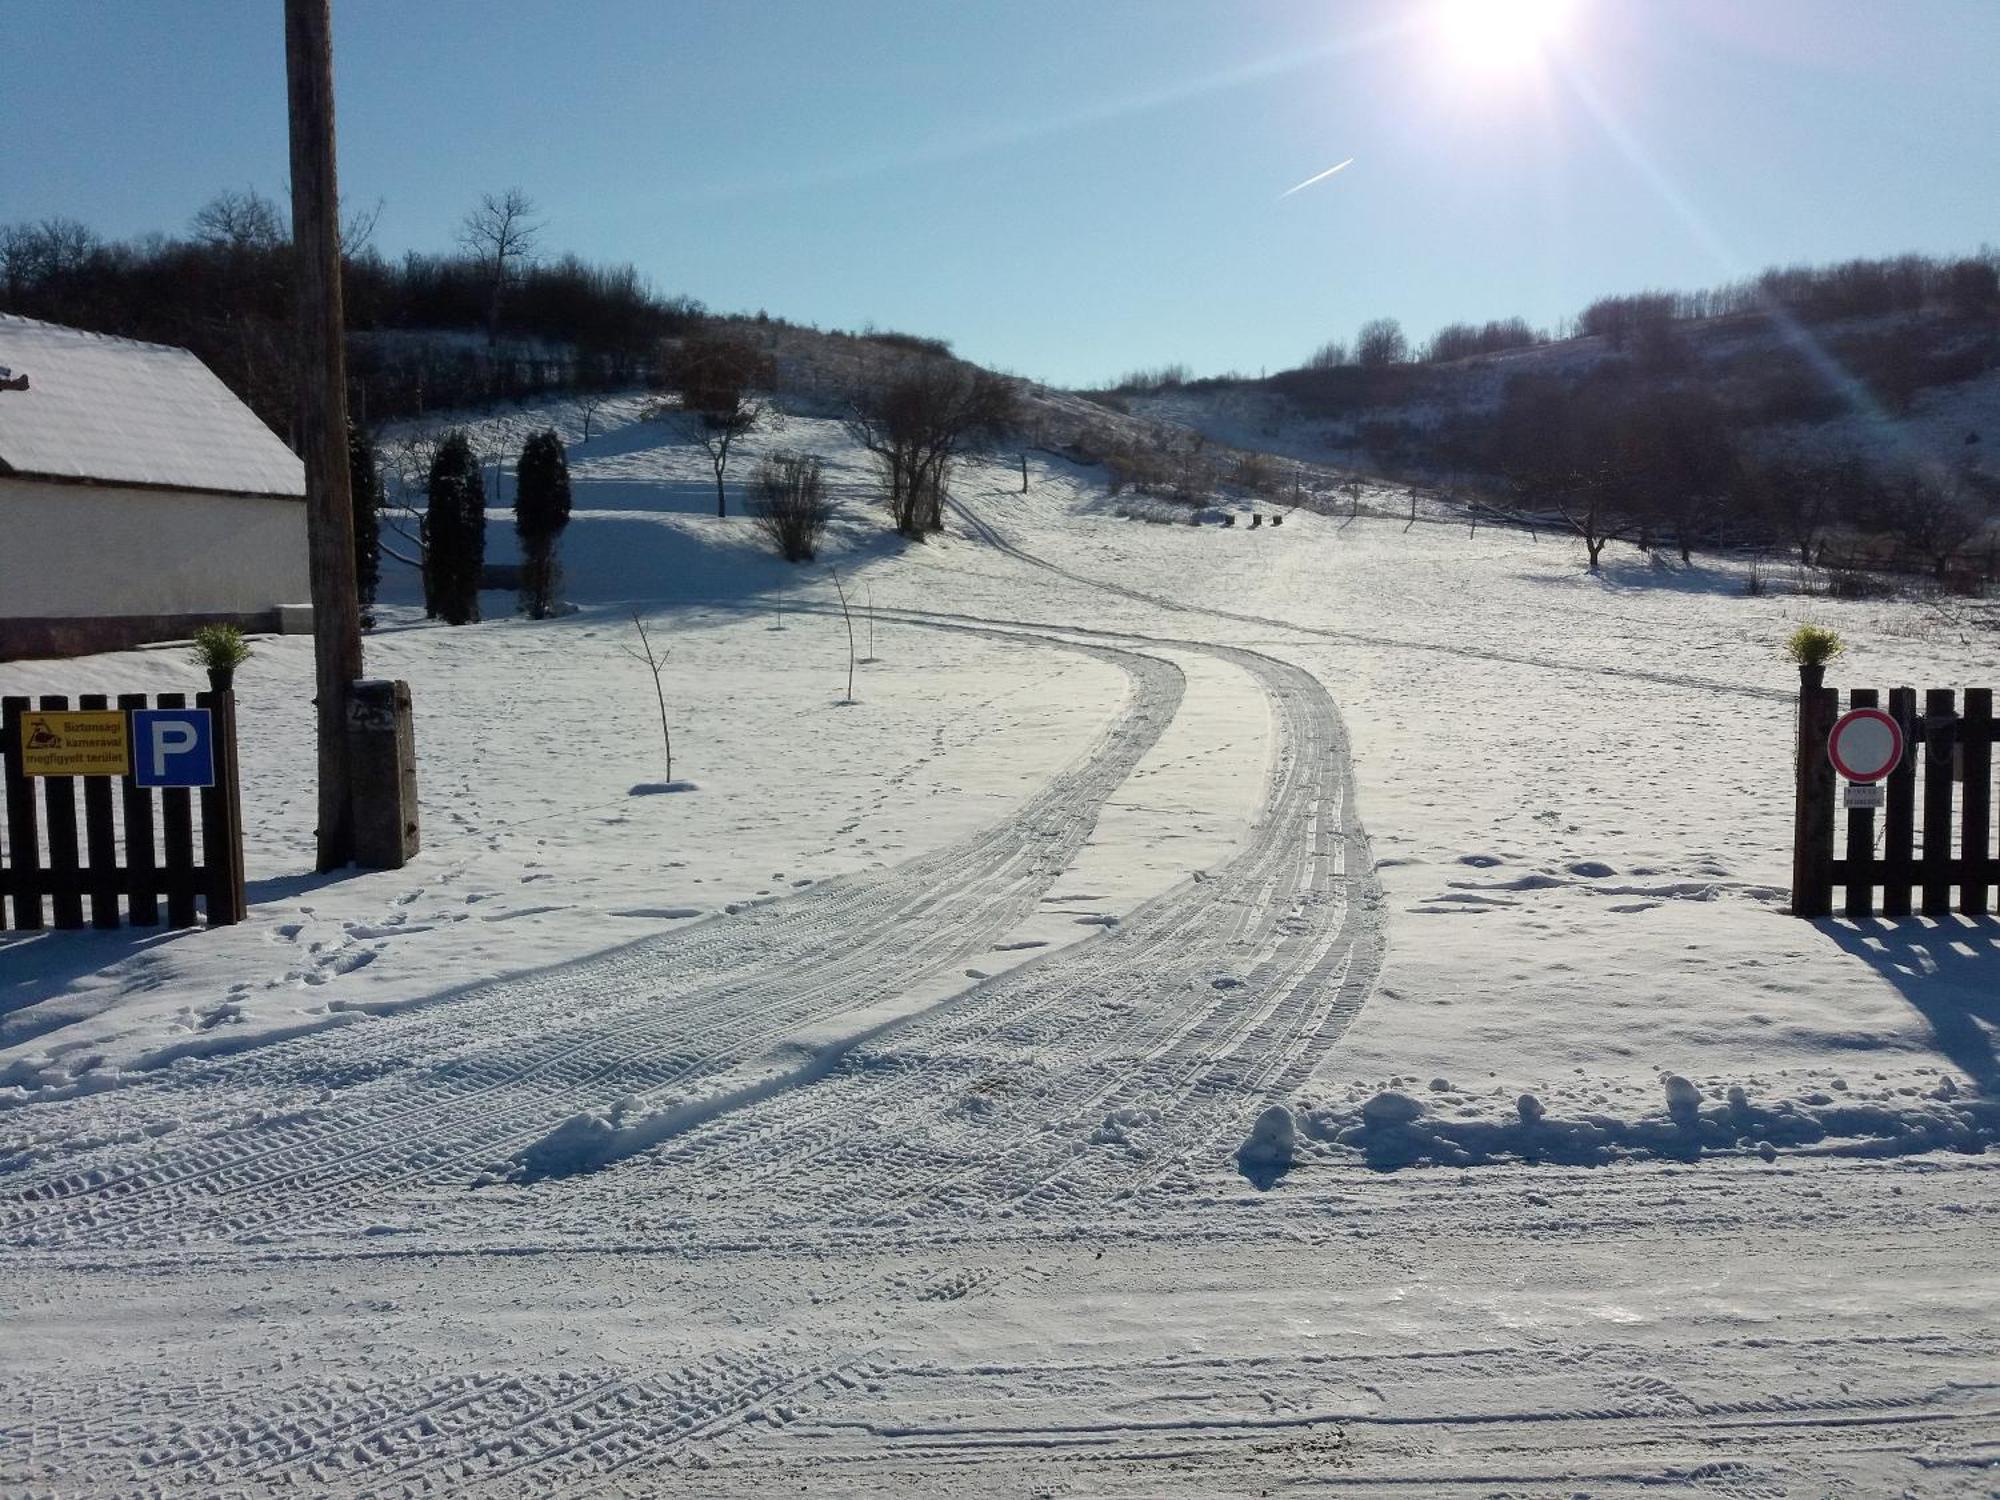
<box><xmin>3</xmin><ymin>400</ymin><xmax>1996</xmax><ymax>1495</ymax></box>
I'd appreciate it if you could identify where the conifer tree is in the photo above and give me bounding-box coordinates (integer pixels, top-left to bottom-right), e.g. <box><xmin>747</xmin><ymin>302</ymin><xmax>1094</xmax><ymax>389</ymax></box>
<box><xmin>425</xmin><ymin>430</ymin><xmax>486</xmax><ymax>624</ymax></box>
<box><xmin>347</xmin><ymin>423</ymin><xmax>382</xmax><ymax>625</ymax></box>
<box><xmin>514</xmin><ymin>429</ymin><xmax>572</xmax><ymax>618</ymax></box>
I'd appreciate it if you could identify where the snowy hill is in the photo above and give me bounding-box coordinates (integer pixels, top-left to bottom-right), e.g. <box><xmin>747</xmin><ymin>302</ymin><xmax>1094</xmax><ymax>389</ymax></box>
<box><xmin>1111</xmin><ymin>307</ymin><xmax>2000</xmax><ymax>493</ymax></box>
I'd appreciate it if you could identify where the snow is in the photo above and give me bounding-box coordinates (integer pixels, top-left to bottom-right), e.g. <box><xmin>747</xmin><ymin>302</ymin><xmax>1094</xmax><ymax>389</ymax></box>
<box><xmin>0</xmin><ymin>314</ymin><xmax>304</xmax><ymax>497</ymax></box>
<box><xmin>2</xmin><ymin>392</ymin><xmax>1996</xmax><ymax>1495</ymax></box>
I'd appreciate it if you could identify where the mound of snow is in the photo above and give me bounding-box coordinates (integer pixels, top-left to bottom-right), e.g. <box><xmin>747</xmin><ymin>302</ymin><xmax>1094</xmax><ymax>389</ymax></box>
<box><xmin>1234</xmin><ymin>1104</ymin><xmax>1298</xmax><ymax>1189</ymax></box>
<box><xmin>1301</xmin><ymin>1078</ymin><xmax>1996</xmax><ymax>1171</ymax></box>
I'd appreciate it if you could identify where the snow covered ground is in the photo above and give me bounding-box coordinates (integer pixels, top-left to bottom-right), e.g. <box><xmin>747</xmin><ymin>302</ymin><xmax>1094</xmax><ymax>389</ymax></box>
<box><xmin>3</xmin><ymin>398</ymin><xmax>1996</xmax><ymax>1495</ymax></box>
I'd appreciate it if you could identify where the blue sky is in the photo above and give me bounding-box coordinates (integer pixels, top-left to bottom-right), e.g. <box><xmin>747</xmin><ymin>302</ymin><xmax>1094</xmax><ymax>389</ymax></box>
<box><xmin>4</xmin><ymin>1</ymin><xmax>1995</xmax><ymax>386</ymax></box>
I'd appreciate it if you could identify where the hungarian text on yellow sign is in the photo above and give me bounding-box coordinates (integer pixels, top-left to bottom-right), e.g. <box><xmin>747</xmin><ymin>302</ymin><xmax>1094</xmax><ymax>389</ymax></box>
<box><xmin>19</xmin><ymin>710</ymin><xmax>131</xmax><ymax>777</ymax></box>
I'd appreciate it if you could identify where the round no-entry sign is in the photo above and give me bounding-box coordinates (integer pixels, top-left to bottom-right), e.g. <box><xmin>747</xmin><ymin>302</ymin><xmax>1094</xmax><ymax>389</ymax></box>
<box><xmin>1828</xmin><ymin>707</ymin><xmax>1905</xmax><ymax>783</ymax></box>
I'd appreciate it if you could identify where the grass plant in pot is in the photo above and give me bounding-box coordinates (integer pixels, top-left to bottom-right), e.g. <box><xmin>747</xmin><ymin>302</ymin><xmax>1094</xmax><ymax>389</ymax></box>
<box><xmin>191</xmin><ymin>623</ymin><xmax>253</xmax><ymax>694</ymax></box>
<box><xmin>1784</xmin><ymin>624</ymin><xmax>1844</xmax><ymax>692</ymax></box>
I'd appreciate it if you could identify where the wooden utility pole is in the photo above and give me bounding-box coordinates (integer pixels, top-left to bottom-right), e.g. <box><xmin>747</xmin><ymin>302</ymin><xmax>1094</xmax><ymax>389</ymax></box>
<box><xmin>285</xmin><ymin>0</ymin><xmax>365</xmax><ymax>871</ymax></box>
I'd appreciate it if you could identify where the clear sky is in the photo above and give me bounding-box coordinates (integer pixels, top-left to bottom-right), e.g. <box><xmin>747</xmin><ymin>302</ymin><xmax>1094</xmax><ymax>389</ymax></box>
<box><xmin>4</xmin><ymin>1</ymin><xmax>1995</xmax><ymax>387</ymax></box>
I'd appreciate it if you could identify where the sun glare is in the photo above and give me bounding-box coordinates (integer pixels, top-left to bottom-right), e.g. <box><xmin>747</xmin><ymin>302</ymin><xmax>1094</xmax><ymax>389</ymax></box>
<box><xmin>1433</xmin><ymin>0</ymin><xmax>1575</xmax><ymax>73</ymax></box>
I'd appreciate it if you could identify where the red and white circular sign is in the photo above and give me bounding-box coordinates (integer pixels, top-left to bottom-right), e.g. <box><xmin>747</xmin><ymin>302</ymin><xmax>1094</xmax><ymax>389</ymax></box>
<box><xmin>1828</xmin><ymin>707</ymin><xmax>1905</xmax><ymax>783</ymax></box>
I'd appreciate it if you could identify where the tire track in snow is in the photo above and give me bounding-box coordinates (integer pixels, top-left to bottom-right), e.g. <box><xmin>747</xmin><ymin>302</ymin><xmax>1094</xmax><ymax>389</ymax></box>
<box><xmin>576</xmin><ymin>634</ymin><xmax>1382</xmax><ymax>1228</ymax></box>
<box><xmin>1</xmin><ymin>633</ymin><xmax>1184</xmax><ymax>1249</ymax></box>
<box><xmin>945</xmin><ymin>490</ymin><xmax>1794</xmax><ymax>705</ymax></box>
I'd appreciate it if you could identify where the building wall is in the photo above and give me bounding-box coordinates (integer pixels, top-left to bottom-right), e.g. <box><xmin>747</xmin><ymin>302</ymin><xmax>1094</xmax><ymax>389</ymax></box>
<box><xmin>0</xmin><ymin>478</ymin><xmax>310</xmax><ymax>659</ymax></box>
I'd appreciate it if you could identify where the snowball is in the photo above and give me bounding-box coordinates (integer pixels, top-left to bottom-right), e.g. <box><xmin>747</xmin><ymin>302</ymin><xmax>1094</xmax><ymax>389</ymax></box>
<box><xmin>1428</xmin><ymin>1077</ymin><xmax>1452</xmax><ymax>1092</ymax></box>
<box><xmin>1662</xmin><ymin>1074</ymin><xmax>1702</xmax><ymax>1117</ymax></box>
<box><xmin>1238</xmin><ymin>1105</ymin><xmax>1297</xmax><ymax>1165</ymax></box>
<box><xmin>1361</xmin><ymin>1091</ymin><xmax>1424</xmax><ymax>1129</ymax></box>
<box><xmin>1516</xmin><ymin>1093</ymin><xmax>1545</xmax><ymax>1125</ymax></box>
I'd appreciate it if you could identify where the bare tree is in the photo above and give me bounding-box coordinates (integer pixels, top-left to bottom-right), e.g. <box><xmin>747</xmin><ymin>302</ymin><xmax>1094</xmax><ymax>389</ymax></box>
<box><xmin>1889</xmin><ymin>467</ymin><xmax>1988</xmax><ymax>581</ymax></box>
<box><xmin>458</xmin><ymin>187</ymin><xmax>543</xmax><ymax>344</ymax></box>
<box><xmin>191</xmin><ymin>188</ymin><xmax>286</xmax><ymax>251</ymax></box>
<box><xmin>1355</xmin><ymin>318</ymin><xmax>1408</xmax><ymax>368</ymax></box>
<box><xmin>1746</xmin><ymin>449</ymin><xmax>1859</xmax><ymax>569</ymax></box>
<box><xmin>0</xmin><ymin>217</ymin><xmax>98</xmax><ymax>300</ymax></box>
<box><xmin>620</xmin><ymin>613</ymin><xmax>674</xmax><ymax>783</ymax></box>
<box><xmin>1304</xmin><ymin>339</ymin><xmax>1349</xmax><ymax>371</ymax></box>
<box><xmin>829</xmin><ymin>566</ymin><xmax>858</xmax><ymax>703</ymax></box>
<box><xmin>662</xmin><ymin>330</ymin><xmax>774</xmax><ymax>517</ymax></box>
<box><xmin>572</xmin><ymin>390</ymin><xmax>610</xmax><ymax>445</ymax></box>
<box><xmin>845</xmin><ymin>356</ymin><xmax>1018</xmax><ymax>537</ymax></box>
<box><xmin>750</xmin><ymin>451</ymin><xmax>831</xmax><ymax>561</ymax></box>
<box><xmin>339</xmin><ymin>195</ymin><xmax>384</xmax><ymax>258</ymax></box>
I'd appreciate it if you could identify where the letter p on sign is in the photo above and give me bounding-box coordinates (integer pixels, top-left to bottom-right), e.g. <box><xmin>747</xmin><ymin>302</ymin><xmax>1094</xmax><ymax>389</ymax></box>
<box><xmin>132</xmin><ymin>708</ymin><xmax>216</xmax><ymax>789</ymax></box>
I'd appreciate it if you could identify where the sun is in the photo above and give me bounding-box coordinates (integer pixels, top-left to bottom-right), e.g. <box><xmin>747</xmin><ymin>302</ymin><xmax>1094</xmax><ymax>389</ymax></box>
<box><xmin>1432</xmin><ymin>0</ymin><xmax>1576</xmax><ymax>73</ymax></box>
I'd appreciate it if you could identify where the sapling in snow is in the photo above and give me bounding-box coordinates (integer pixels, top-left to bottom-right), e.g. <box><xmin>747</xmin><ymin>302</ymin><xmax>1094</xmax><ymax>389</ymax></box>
<box><xmin>829</xmin><ymin>565</ymin><xmax>858</xmax><ymax>703</ymax></box>
<box><xmin>620</xmin><ymin>612</ymin><xmax>675</xmax><ymax>785</ymax></box>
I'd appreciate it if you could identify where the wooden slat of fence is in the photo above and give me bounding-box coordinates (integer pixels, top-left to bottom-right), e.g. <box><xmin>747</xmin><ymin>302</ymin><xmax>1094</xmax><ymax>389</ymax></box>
<box><xmin>1792</xmin><ymin>685</ymin><xmax>1838</xmax><ymax>917</ymax></box>
<box><xmin>156</xmin><ymin>692</ymin><xmax>199</xmax><ymax>929</ymax></box>
<box><xmin>2</xmin><ymin>696</ymin><xmax>44</xmax><ymax>930</ymax></box>
<box><xmin>1882</xmin><ymin>686</ymin><xmax>1918</xmax><ymax>918</ymax></box>
<box><xmin>1842</xmin><ymin>689</ymin><xmax>1880</xmax><ymax>919</ymax></box>
<box><xmin>1962</xmin><ymin>688</ymin><xmax>1994</xmax><ymax>916</ymax></box>
<box><xmin>38</xmin><ymin>695</ymin><xmax>85</xmax><ymax>930</ymax></box>
<box><xmin>1920</xmin><ymin>688</ymin><xmax>1957</xmax><ymax>916</ymax></box>
<box><xmin>116</xmin><ymin>692</ymin><xmax>160</xmax><ymax>926</ymax></box>
<box><xmin>78</xmin><ymin>693</ymin><xmax>121</xmax><ymax>929</ymax></box>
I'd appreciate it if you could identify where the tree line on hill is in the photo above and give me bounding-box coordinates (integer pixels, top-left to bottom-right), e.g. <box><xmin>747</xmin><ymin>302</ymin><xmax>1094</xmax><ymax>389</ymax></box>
<box><xmin>0</xmin><ymin>188</ymin><xmax>703</xmax><ymax>438</ymax></box>
<box><xmin>1106</xmin><ymin>249</ymin><xmax>2000</xmax><ymax>394</ymax></box>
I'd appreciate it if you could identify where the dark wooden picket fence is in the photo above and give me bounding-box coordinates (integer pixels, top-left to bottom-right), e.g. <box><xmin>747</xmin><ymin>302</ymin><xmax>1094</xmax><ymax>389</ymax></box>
<box><xmin>1</xmin><ymin>691</ymin><xmax>245</xmax><ymax>931</ymax></box>
<box><xmin>1792</xmin><ymin>681</ymin><xmax>1998</xmax><ymax>918</ymax></box>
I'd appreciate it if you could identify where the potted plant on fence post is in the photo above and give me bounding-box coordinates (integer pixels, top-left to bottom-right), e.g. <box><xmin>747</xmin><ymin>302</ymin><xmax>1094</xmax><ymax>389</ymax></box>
<box><xmin>1784</xmin><ymin>624</ymin><xmax>1844</xmax><ymax>693</ymax></box>
<box><xmin>192</xmin><ymin>624</ymin><xmax>253</xmax><ymax>694</ymax></box>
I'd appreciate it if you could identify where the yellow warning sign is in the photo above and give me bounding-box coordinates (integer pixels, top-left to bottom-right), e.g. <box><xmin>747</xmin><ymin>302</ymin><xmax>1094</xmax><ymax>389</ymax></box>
<box><xmin>20</xmin><ymin>710</ymin><xmax>131</xmax><ymax>777</ymax></box>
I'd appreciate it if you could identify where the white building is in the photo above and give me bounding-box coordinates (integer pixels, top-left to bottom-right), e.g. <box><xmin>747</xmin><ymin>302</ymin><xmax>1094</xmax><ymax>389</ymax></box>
<box><xmin>0</xmin><ymin>314</ymin><xmax>311</xmax><ymax>660</ymax></box>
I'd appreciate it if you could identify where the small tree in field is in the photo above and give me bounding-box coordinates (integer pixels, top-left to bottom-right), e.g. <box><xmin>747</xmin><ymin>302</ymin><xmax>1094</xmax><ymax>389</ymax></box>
<box><xmin>845</xmin><ymin>356</ymin><xmax>1017</xmax><ymax>537</ymax></box>
<box><xmin>620</xmin><ymin>613</ymin><xmax>673</xmax><ymax>783</ymax></box>
<box><xmin>347</xmin><ymin>423</ymin><xmax>382</xmax><ymax>627</ymax></box>
<box><xmin>662</xmin><ymin>329</ymin><xmax>773</xmax><ymax>516</ymax></box>
<box><xmin>514</xmin><ymin>429</ymin><xmax>572</xmax><ymax>618</ymax></box>
<box><xmin>751</xmin><ymin>451</ymin><xmax>832</xmax><ymax>561</ymax></box>
<box><xmin>1888</xmin><ymin>466</ymin><xmax>1987</xmax><ymax>582</ymax></box>
<box><xmin>425</xmin><ymin>430</ymin><xmax>486</xmax><ymax>625</ymax></box>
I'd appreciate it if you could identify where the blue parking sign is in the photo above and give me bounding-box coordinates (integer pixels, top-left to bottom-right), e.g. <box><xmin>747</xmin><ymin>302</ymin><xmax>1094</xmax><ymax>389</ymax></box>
<box><xmin>132</xmin><ymin>708</ymin><xmax>216</xmax><ymax>789</ymax></box>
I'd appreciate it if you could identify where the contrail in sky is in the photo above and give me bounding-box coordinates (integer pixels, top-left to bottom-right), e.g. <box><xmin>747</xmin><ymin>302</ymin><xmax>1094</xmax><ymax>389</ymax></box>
<box><xmin>1278</xmin><ymin>157</ymin><xmax>1355</xmax><ymax>199</ymax></box>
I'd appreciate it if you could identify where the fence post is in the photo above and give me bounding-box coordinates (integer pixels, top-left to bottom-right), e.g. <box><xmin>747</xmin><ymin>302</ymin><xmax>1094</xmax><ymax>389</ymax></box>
<box><xmin>197</xmin><ymin>688</ymin><xmax>247</xmax><ymax>926</ymax></box>
<box><xmin>3</xmin><ymin>697</ymin><xmax>44</xmax><ymax>930</ymax></box>
<box><xmin>1791</xmin><ymin>680</ymin><xmax>1837</xmax><ymax>917</ymax></box>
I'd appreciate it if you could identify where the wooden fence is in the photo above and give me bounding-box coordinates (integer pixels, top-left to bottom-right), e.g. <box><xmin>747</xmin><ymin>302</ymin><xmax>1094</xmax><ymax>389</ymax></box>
<box><xmin>1792</xmin><ymin>683</ymin><xmax>1998</xmax><ymax>918</ymax></box>
<box><xmin>1</xmin><ymin>691</ymin><xmax>245</xmax><ymax>931</ymax></box>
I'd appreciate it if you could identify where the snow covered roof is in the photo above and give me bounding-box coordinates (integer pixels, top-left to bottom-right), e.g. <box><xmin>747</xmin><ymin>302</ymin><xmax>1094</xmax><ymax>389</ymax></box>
<box><xmin>0</xmin><ymin>315</ymin><xmax>305</xmax><ymax>499</ymax></box>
